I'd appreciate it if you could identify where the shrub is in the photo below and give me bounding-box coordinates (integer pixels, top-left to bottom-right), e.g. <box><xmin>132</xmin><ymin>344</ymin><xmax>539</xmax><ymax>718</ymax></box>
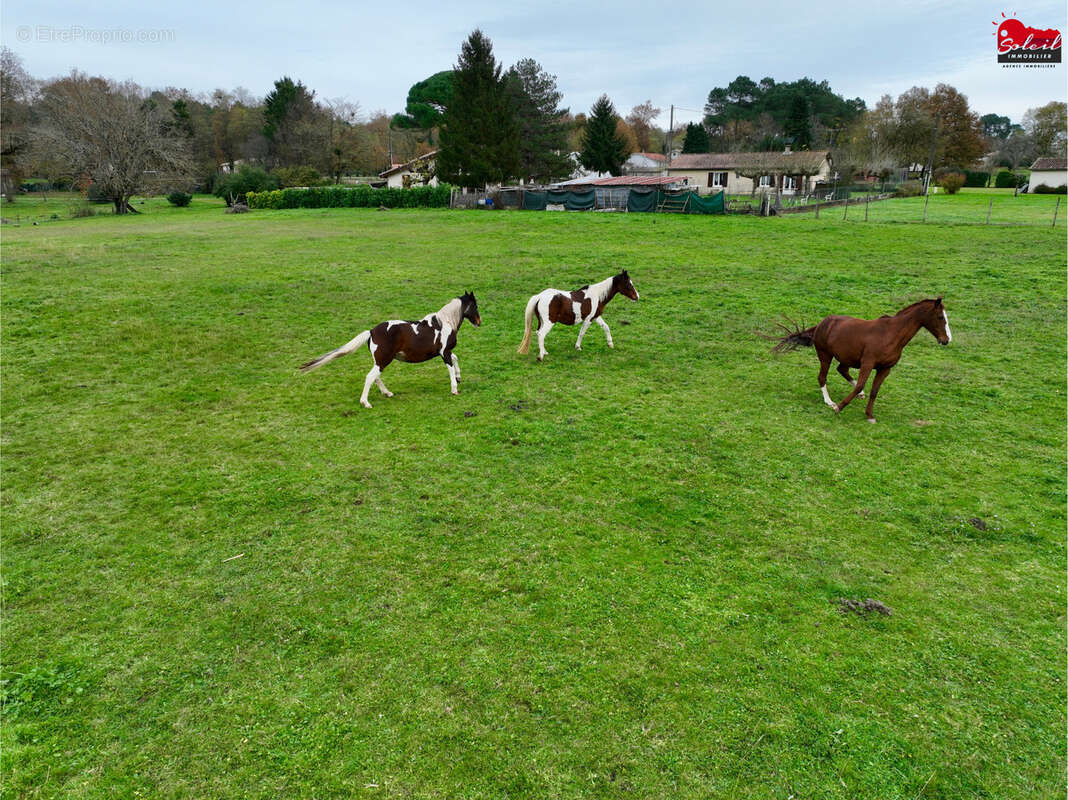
<box><xmin>213</xmin><ymin>166</ymin><xmax>278</xmax><ymax>206</ymax></box>
<box><xmin>964</xmin><ymin>170</ymin><xmax>990</xmax><ymax>188</ymax></box>
<box><xmin>939</xmin><ymin>173</ymin><xmax>966</xmax><ymax>194</ymax></box>
<box><xmin>1032</xmin><ymin>183</ymin><xmax>1067</xmax><ymax>194</ymax></box>
<box><xmin>994</xmin><ymin>170</ymin><xmax>1025</xmax><ymax>189</ymax></box>
<box><xmin>895</xmin><ymin>180</ymin><xmax>924</xmax><ymax>197</ymax></box>
<box><xmin>273</xmin><ymin>165</ymin><xmax>325</xmax><ymax>188</ymax></box>
<box><xmin>246</xmin><ymin>184</ymin><xmax>453</xmax><ymax>210</ymax></box>
<box><xmin>166</xmin><ymin>191</ymin><xmax>192</xmax><ymax>207</ymax></box>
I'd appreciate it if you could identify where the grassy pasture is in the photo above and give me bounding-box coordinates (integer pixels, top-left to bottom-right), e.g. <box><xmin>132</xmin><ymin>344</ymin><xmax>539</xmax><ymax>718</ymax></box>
<box><xmin>2</xmin><ymin>197</ymin><xmax>1065</xmax><ymax>798</ymax></box>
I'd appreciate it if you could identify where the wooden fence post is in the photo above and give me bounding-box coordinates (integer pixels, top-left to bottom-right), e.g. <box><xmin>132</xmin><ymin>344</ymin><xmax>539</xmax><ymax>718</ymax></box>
<box><xmin>815</xmin><ymin>199</ymin><xmax>819</xmax><ymax>219</ymax></box>
<box><xmin>1053</xmin><ymin>196</ymin><xmax>1061</xmax><ymax>228</ymax></box>
<box><xmin>986</xmin><ymin>197</ymin><xmax>993</xmax><ymax>224</ymax></box>
<box><xmin>865</xmin><ymin>194</ymin><xmax>869</xmax><ymax>222</ymax></box>
<box><xmin>922</xmin><ymin>191</ymin><xmax>930</xmax><ymax>223</ymax></box>
<box><xmin>842</xmin><ymin>198</ymin><xmax>848</xmax><ymax>221</ymax></box>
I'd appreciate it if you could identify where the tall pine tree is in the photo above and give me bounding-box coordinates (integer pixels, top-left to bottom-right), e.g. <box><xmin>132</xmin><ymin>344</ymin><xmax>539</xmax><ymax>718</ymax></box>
<box><xmin>437</xmin><ymin>30</ymin><xmax>520</xmax><ymax>189</ymax></box>
<box><xmin>505</xmin><ymin>59</ymin><xmax>572</xmax><ymax>184</ymax></box>
<box><xmin>580</xmin><ymin>95</ymin><xmax>629</xmax><ymax>176</ymax></box>
<box><xmin>681</xmin><ymin>122</ymin><xmax>709</xmax><ymax>153</ymax></box>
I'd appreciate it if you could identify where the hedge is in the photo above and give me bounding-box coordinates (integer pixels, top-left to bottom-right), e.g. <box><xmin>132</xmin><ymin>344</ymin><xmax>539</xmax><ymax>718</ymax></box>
<box><xmin>964</xmin><ymin>170</ymin><xmax>989</xmax><ymax>188</ymax></box>
<box><xmin>994</xmin><ymin>170</ymin><xmax>1026</xmax><ymax>189</ymax></box>
<box><xmin>246</xmin><ymin>184</ymin><xmax>452</xmax><ymax>210</ymax></box>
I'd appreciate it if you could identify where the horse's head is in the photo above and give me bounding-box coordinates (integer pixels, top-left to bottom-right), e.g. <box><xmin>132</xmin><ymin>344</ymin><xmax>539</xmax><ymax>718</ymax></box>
<box><xmin>460</xmin><ymin>291</ymin><xmax>481</xmax><ymax>327</ymax></box>
<box><xmin>615</xmin><ymin>270</ymin><xmax>639</xmax><ymax>301</ymax></box>
<box><xmin>923</xmin><ymin>296</ymin><xmax>951</xmax><ymax>345</ymax></box>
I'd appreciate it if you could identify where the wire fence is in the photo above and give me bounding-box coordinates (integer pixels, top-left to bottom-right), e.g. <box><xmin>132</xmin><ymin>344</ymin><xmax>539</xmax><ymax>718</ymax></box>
<box><xmin>773</xmin><ymin>191</ymin><xmax>1065</xmax><ymax>227</ymax></box>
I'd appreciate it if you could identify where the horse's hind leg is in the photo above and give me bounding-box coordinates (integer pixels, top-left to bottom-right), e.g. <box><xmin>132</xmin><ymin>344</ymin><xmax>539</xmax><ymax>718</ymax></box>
<box><xmin>537</xmin><ymin>321</ymin><xmax>554</xmax><ymax>362</ymax></box>
<box><xmin>361</xmin><ymin>366</ymin><xmax>382</xmax><ymax>409</ymax></box>
<box><xmin>375</xmin><ymin>373</ymin><xmax>393</xmax><ymax>397</ymax></box>
<box><xmin>836</xmin><ymin>363</ymin><xmax>865</xmax><ymax>398</ymax></box>
<box><xmin>817</xmin><ymin>350</ymin><xmax>835</xmax><ymax>409</ymax></box>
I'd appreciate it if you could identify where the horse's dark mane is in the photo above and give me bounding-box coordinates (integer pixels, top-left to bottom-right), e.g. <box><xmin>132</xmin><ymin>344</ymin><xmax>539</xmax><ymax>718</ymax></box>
<box><xmin>896</xmin><ymin>298</ymin><xmax>938</xmax><ymax>316</ymax></box>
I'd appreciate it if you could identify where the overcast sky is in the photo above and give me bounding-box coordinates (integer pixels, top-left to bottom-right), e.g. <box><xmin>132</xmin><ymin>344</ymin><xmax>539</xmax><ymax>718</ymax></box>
<box><xmin>3</xmin><ymin>1</ymin><xmax>1066</xmax><ymax>128</ymax></box>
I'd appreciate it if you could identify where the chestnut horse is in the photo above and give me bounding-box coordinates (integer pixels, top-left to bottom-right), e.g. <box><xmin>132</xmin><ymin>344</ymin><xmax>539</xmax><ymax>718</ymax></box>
<box><xmin>300</xmin><ymin>292</ymin><xmax>481</xmax><ymax>409</ymax></box>
<box><xmin>770</xmin><ymin>297</ymin><xmax>952</xmax><ymax>423</ymax></box>
<box><xmin>517</xmin><ymin>270</ymin><xmax>639</xmax><ymax>361</ymax></box>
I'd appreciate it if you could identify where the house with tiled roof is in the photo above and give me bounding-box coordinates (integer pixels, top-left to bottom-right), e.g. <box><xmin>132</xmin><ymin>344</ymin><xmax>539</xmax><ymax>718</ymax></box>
<box><xmin>379</xmin><ymin>150</ymin><xmax>439</xmax><ymax>189</ymax></box>
<box><xmin>666</xmin><ymin>150</ymin><xmax>833</xmax><ymax>195</ymax></box>
<box><xmin>1026</xmin><ymin>157</ymin><xmax>1066</xmax><ymax>192</ymax></box>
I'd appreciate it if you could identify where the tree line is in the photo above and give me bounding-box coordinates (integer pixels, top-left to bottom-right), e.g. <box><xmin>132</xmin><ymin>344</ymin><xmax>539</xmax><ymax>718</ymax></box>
<box><xmin>2</xmin><ymin>39</ymin><xmax>1063</xmax><ymax>210</ymax></box>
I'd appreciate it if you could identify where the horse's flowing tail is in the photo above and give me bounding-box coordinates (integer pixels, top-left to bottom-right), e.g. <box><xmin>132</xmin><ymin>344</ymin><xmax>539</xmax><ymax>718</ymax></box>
<box><xmin>300</xmin><ymin>330</ymin><xmax>370</xmax><ymax>372</ymax></box>
<box><xmin>765</xmin><ymin>320</ymin><xmax>817</xmax><ymax>353</ymax></box>
<box><xmin>517</xmin><ymin>295</ymin><xmax>539</xmax><ymax>354</ymax></box>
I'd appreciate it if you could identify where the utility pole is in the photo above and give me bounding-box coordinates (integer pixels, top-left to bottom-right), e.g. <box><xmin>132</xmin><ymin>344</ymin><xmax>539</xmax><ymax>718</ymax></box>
<box><xmin>667</xmin><ymin>104</ymin><xmax>675</xmax><ymax>162</ymax></box>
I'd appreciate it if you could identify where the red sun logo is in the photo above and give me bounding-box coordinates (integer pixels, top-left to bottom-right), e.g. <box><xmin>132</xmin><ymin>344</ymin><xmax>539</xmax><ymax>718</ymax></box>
<box><xmin>993</xmin><ymin>12</ymin><xmax>1062</xmax><ymax>61</ymax></box>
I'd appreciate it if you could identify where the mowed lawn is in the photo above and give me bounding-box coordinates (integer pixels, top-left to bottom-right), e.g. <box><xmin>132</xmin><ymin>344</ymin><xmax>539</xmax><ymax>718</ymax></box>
<box><xmin>2</xmin><ymin>196</ymin><xmax>1064</xmax><ymax>799</ymax></box>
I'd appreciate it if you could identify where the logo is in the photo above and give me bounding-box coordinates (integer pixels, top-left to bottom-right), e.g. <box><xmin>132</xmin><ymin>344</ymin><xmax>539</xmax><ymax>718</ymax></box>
<box><xmin>993</xmin><ymin>13</ymin><xmax>1061</xmax><ymax>62</ymax></box>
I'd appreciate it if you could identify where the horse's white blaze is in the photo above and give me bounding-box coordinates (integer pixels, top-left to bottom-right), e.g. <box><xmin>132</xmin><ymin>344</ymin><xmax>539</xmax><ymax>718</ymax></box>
<box><xmin>821</xmin><ymin>384</ymin><xmax>835</xmax><ymax>407</ymax></box>
<box><xmin>943</xmin><ymin>309</ymin><xmax>952</xmax><ymax>342</ymax></box>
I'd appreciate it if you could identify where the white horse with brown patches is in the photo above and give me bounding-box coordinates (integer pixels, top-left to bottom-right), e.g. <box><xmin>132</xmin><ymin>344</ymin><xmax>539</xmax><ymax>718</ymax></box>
<box><xmin>301</xmin><ymin>292</ymin><xmax>481</xmax><ymax>408</ymax></box>
<box><xmin>517</xmin><ymin>270</ymin><xmax>639</xmax><ymax>361</ymax></box>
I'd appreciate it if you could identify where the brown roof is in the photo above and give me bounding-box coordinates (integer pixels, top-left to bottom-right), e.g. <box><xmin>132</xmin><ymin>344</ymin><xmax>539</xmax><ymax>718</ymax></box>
<box><xmin>669</xmin><ymin>151</ymin><xmax>830</xmax><ymax>170</ymax></box>
<box><xmin>631</xmin><ymin>152</ymin><xmax>667</xmax><ymax>162</ymax></box>
<box><xmin>1030</xmin><ymin>157</ymin><xmax>1067</xmax><ymax>171</ymax></box>
<box><xmin>379</xmin><ymin>150</ymin><xmax>438</xmax><ymax>177</ymax></box>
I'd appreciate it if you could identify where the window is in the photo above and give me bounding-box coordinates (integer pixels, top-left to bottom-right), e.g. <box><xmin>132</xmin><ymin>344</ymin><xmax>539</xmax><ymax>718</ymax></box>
<box><xmin>783</xmin><ymin>176</ymin><xmax>797</xmax><ymax>191</ymax></box>
<box><xmin>758</xmin><ymin>175</ymin><xmax>771</xmax><ymax>187</ymax></box>
<box><xmin>708</xmin><ymin>171</ymin><xmax>728</xmax><ymax>188</ymax></box>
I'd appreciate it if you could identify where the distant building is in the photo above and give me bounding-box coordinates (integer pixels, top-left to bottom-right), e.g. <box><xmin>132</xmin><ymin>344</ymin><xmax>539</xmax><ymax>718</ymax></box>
<box><xmin>1026</xmin><ymin>157</ymin><xmax>1067</xmax><ymax>192</ymax></box>
<box><xmin>667</xmin><ymin>151</ymin><xmax>833</xmax><ymax>195</ymax></box>
<box><xmin>623</xmin><ymin>152</ymin><xmax>668</xmax><ymax>176</ymax></box>
<box><xmin>379</xmin><ymin>150</ymin><xmax>439</xmax><ymax>189</ymax></box>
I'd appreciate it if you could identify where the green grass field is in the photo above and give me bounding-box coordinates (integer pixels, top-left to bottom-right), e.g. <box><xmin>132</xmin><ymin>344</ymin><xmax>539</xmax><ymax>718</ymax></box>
<box><xmin>3</xmin><ymin>194</ymin><xmax>1065</xmax><ymax>798</ymax></box>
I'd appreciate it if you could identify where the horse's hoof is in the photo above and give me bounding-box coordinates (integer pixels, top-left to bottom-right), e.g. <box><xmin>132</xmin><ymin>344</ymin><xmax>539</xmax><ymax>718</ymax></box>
<box><xmin>383</xmin><ymin>391</ymin><xmax>394</xmax><ymax>398</ymax></box>
<box><xmin>361</xmin><ymin>401</ymin><xmax>372</xmax><ymax>409</ymax></box>
<box><xmin>867</xmin><ymin>418</ymin><xmax>877</xmax><ymax>424</ymax></box>
<box><xmin>832</xmin><ymin>404</ymin><xmax>841</xmax><ymax>413</ymax></box>
<box><xmin>575</xmin><ymin>346</ymin><xmax>582</xmax><ymax>351</ymax></box>
<box><xmin>452</xmin><ymin>389</ymin><xmax>459</xmax><ymax>395</ymax></box>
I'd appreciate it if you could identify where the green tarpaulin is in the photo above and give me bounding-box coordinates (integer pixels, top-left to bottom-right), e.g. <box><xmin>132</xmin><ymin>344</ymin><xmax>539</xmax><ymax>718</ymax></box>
<box><xmin>524</xmin><ymin>188</ymin><xmax>725</xmax><ymax>214</ymax></box>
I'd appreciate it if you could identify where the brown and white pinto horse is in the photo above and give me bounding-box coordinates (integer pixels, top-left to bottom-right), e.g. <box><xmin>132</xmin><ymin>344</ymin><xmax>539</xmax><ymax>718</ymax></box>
<box><xmin>300</xmin><ymin>292</ymin><xmax>481</xmax><ymax>408</ymax></box>
<box><xmin>517</xmin><ymin>270</ymin><xmax>639</xmax><ymax>361</ymax></box>
<box><xmin>771</xmin><ymin>297</ymin><xmax>952</xmax><ymax>423</ymax></box>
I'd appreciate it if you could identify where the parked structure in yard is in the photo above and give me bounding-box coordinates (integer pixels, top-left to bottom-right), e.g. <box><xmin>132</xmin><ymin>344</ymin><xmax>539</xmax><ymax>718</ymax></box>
<box><xmin>1026</xmin><ymin>157</ymin><xmax>1067</xmax><ymax>192</ymax></box>
<box><xmin>379</xmin><ymin>150</ymin><xmax>439</xmax><ymax>189</ymax></box>
<box><xmin>667</xmin><ymin>150</ymin><xmax>833</xmax><ymax>195</ymax></box>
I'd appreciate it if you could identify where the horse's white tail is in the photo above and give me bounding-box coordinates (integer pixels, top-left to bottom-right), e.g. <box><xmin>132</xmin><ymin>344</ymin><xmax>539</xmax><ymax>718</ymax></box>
<box><xmin>517</xmin><ymin>295</ymin><xmax>539</xmax><ymax>354</ymax></box>
<box><xmin>300</xmin><ymin>330</ymin><xmax>371</xmax><ymax>372</ymax></box>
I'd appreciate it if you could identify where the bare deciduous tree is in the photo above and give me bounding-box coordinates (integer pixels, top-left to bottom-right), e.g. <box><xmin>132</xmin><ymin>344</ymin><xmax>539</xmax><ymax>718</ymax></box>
<box><xmin>35</xmin><ymin>72</ymin><xmax>193</xmax><ymax>213</ymax></box>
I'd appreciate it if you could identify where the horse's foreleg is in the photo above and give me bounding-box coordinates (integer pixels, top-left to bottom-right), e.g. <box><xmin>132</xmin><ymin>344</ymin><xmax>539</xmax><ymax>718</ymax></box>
<box><xmin>817</xmin><ymin>351</ymin><xmax>835</xmax><ymax>408</ymax></box>
<box><xmin>537</xmin><ymin>321</ymin><xmax>554</xmax><ymax>362</ymax></box>
<box><xmin>361</xmin><ymin>366</ymin><xmax>381</xmax><ymax>409</ymax></box>
<box><xmin>836</xmin><ymin>363</ymin><xmax>864</xmax><ymax>398</ymax></box>
<box><xmin>596</xmin><ymin>317</ymin><xmax>614</xmax><ymax>348</ymax></box>
<box><xmin>575</xmin><ymin>317</ymin><xmax>593</xmax><ymax>350</ymax></box>
<box><xmin>835</xmin><ymin>364</ymin><xmax>873</xmax><ymax>413</ymax></box>
<box><xmin>864</xmin><ymin>368</ymin><xmax>890</xmax><ymax>423</ymax></box>
<box><xmin>451</xmin><ymin>354</ymin><xmax>460</xmax><ymax>383</ymax></box>
<box><xmin>444</xmin><ymin>352</ymin><xmax>458</xmax><ymax>395</ymax></box>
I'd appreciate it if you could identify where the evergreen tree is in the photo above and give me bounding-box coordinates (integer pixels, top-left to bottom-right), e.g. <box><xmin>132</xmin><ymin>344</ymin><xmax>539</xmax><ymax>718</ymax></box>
<box><xmin>681</xmin><ymin>122</ymin><xmax>709</xmax><ymax>153</ymax></box>
<box><xmin>505</xmin><ymin>58</ymin><xmax>572</xmax><ymax>184</ymax></box>
<box><xmin>437</xmin><ymin>30</ymin><xmax>520</xmax><ymax>189</ymax></box>
<box><xmin>784</xmin><ymin>94</ymin><xmax>811</xmax><ymax>148</ymax></box>
<box><xmin>580</xmin><ymin>95</ymin><xmax>629</xmax><ymax>176</ymax></box>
